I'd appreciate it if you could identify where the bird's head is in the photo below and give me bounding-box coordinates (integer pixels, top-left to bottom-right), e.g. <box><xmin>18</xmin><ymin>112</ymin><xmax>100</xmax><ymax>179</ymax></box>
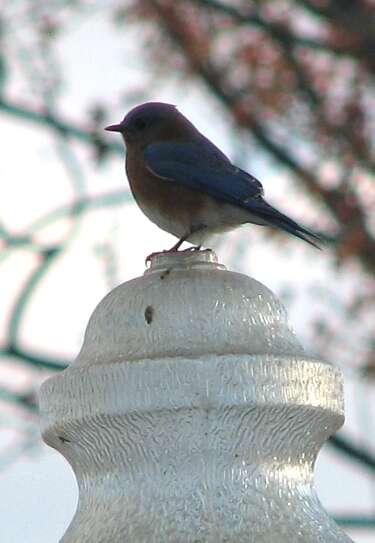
<box><xmin>105</xmin><ymin>102</ymin><xmax>196</xmax><ymax>146</ymax></box>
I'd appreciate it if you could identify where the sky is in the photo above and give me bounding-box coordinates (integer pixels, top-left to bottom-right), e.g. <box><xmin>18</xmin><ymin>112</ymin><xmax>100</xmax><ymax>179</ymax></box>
<box><xmin>1</xmin><ymin>4</ymin><xmax>374</xmax><ymax>542</ymax></box>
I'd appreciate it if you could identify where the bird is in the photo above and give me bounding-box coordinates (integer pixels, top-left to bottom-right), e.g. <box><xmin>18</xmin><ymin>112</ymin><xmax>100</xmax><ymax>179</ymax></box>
<box><xmin>105</xmin><ymin>102</ymin><xmax>322</xmax><ymax>256</ymax></box>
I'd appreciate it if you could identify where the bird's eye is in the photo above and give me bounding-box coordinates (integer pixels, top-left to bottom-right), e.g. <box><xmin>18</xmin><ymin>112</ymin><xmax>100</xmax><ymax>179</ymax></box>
<box><xmin>134</xmin><ymin>118</ymin><xmax>147</xmax><ymax>130</ymax></box>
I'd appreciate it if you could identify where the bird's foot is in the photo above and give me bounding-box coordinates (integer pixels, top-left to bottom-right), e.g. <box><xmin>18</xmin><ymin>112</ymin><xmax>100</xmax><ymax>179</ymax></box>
<box><xmin>145</xmin><ymin>245</ymin><xmax>203</xmax><ymax>265</ymax></box>
<box><xmin>180</xmin><ymin>245</ymin><xmax>202</xmax><ymax>253</ymax></box>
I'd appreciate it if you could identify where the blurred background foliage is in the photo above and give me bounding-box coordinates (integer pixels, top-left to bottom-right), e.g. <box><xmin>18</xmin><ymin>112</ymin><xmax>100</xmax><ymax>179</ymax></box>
<box><xmin>0</xmin><ymin>0</ymin><xmax>374</xmax><ymax>534</ymax></box>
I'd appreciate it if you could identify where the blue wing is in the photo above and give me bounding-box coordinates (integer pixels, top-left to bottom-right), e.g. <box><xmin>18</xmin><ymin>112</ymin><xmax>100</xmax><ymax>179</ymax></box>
<box><xmin>144</xmin><ymin>140</ymin><xmax>323</xmax><ymax>248</ymax></box>
<box><xmin>143</xmin><ymin>140</ymin><xmax>264</xmax><ymax>205</ymax></box>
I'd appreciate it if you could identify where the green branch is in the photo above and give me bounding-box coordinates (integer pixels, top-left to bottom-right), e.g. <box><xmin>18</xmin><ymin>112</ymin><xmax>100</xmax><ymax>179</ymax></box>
<box><xmin>329</xmin><ymin>434</ymin><xmax>375</xmax><ymax>472</ymax></box>
<box><xmin>6</xmin><ymin>248</ymin><xmax>62</xmax><ymax>345</ymax></box>
<box><xmin>334</xmin><ymin>515</ymin><xmax>375</xmax><ymax>528</ymax></box>
<box><xmin>0</xmin><ymin>96</ymin><xmax>123</xmax><ymax>154</ymax></box>
<box><xmin>0</xmin><ymin>189</ymin><xmax>132</xmax><ymax>265</ymax></box>
<box><xmin>28</xmin><ymin>189</ymin><xmax>132</xmax><ymax>234</ymax></box>
<box><xmin>0</xmin><ymin>387</ymin><xmax>39</xmax><ymax>413</ymax></box>
<box><xmin>0</xmin><ymin>346</ymin><xmax>68</xmax><ymax>371</ymax></box>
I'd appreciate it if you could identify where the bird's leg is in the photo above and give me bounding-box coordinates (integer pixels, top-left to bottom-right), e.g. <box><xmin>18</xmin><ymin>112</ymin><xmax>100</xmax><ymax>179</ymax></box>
<box><xmin>145</xmin><ymin>235</ymin><xmax>189</xmax><ymax>265</ymax></box>
<box><xmin>145</xmin><ymin>231</ymin><xmax>206</xmax><ymax>265</ymax></box>
<box><xmin>169</xmin><ymin>236</ymin><xmax>188</xmax><ymax>252</ymax></box>
<box><xmin>176</xmin><ymin>225</ymin><xmax>206</xmax><ymax>253</ymax></box>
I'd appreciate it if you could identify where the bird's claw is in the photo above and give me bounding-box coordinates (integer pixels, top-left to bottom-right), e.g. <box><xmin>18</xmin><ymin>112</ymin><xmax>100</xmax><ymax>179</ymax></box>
<box><xmin>180</xmin><ymin>245</ymin><xmax>202</xmax><ymax>253</ymax></box>
<box><xmin>145</xmin><ymin>245</ymin><xmax>203</xmax><ymax>266</ymax></box>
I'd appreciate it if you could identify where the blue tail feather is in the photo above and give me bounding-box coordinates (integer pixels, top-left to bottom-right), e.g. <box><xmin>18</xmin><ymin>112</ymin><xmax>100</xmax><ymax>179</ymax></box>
<box><xmin>247</xmin><ymin>200</ymin><xmax>324</xmax><ymax>249</ymax></box>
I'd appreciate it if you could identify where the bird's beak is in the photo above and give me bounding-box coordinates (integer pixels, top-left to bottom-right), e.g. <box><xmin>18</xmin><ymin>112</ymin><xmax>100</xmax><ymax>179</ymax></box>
<box><xmin>105</xmin><ymin>122</ymin><xmax>125</xmax><ymax>132</ymax></box>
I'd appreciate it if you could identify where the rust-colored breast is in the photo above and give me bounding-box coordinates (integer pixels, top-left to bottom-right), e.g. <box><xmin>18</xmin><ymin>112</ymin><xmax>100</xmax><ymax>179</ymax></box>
<box><xmin>125</xmin><ymin>146</ymin><xmax>207</xmax><ymax>238</ymax></box>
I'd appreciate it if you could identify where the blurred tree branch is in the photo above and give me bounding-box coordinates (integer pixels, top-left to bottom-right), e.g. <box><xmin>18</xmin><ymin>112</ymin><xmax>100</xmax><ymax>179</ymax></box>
<box><xmin>0</xmin><ymin>96</ymin><xmax>123</xmax><ymax>155</ymax></box>
<box><xmin>330</xmin><ymin>434</ymin><xmax>375</xmax><ymax>472</ymax></box>
<box><xmin>191</xmin><ymin>0</ymin><xmax>375</xmax><ymax>69</ymax></box>
<box><xmin>141</xmin><ymin>0</ymin><xmax>374</xmax><ymax>275</ymax></box>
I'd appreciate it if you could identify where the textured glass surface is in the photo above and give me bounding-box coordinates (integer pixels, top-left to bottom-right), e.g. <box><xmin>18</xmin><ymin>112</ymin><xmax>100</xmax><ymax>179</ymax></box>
<box><xmin>39</xmin><ymin>251</ymin><xmax>353</xmax><ymax>542</ymax></box>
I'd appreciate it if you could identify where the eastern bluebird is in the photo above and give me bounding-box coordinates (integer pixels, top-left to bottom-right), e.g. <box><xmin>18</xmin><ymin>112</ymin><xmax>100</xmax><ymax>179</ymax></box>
<box><xmin>106</xmin><ymin>102</ymin><xmax>322</xmax><ymax>253</ymax></box>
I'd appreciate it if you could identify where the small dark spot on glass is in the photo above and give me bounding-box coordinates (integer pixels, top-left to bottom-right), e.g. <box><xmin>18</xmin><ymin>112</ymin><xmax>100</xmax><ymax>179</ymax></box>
<box><xmin>144</xmin><ymin>305</ymin><xmax>154</xmax><ymax>324</ymax></box>
<box><xmin>160</xmin><ymin>268</ymin><xmax>171</xmax><ymax>280</ymax></box>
